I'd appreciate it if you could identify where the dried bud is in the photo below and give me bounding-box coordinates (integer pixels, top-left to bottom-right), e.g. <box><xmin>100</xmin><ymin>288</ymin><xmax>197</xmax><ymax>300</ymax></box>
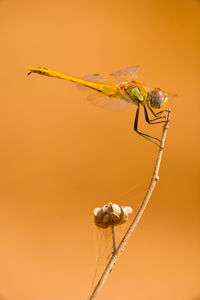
<box><xmin>93</xmin><ymin>202</ymin><xmax>133</xmax><ymax>229</ymax></box>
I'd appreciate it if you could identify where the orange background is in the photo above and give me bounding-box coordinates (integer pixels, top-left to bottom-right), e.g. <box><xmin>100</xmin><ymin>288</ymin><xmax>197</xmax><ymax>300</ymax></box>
<box><xmin>0</xmin><ymin>0</ymin><xmax>199</xmax><ymax>299</ymax></box>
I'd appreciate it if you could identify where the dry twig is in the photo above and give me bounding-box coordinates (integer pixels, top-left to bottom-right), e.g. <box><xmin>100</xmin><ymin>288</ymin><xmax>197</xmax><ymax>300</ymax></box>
<box><xmin>89</xmin><ymin>109</ymin><xmax>171</xmax><ymax>299</ymax></box>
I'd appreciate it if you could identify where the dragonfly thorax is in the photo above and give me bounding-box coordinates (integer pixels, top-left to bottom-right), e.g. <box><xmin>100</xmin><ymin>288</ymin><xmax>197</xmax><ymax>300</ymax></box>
<box><xmin>124</xmin><ymin>84</ymin><xmax>147</xmax><ymax>104</ymax></box>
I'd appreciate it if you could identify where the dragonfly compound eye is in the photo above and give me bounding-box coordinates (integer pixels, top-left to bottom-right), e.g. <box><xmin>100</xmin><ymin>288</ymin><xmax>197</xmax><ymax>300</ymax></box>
<box><xmin>149</xmin><ymin>88</ymin><xmax>168</xmax><ymax>109</ymax></box>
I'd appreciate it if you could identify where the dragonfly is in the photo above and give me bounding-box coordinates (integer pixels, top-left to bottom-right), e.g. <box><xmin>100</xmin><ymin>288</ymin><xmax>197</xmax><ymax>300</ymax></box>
<box><xmin>28</xmin><ymin>66</ymin><xmax>173</xmax><ymax>146</ymax></box>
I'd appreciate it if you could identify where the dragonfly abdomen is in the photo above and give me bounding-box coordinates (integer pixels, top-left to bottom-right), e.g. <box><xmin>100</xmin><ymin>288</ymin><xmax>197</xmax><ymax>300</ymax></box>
<box><xmin>28</xmin><ymin>67</ymin><xmax>118</xmax><ymax>96</ymax></box>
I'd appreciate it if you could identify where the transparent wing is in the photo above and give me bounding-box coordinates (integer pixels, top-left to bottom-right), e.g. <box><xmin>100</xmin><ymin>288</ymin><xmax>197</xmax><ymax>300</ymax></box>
<box><xmin>76</xmin><ymin>73</ymin><xmax>107</xmax><ymax>91</ymax></box>
<box><xmin>164</xmin><ymin>91</ymin><xmax>177</xmax><ymax>101</ymax></box>
<box><xmin>81</xmin><ymin>73</ymin><xmax>106</xmax><ymax>82</ymax></box>
<box><xmin>110</xmin><ymin>65</ymin><xmax>140</xmax><ymax>81</ymax></box>
<box><xmin>76</xmin><ymin>73</ymin><xmax>131</xmax><ymax>111</ymax></box>
<box><xmin>87</xmin><ymin>93</ymin><xmax>131</xmax><ymax>111</ymax></box>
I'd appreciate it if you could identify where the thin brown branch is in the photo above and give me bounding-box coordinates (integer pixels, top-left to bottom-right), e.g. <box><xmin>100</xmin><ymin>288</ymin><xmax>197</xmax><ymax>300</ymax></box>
<box><xmin>89</xmin><ymin>109</ymin><xmax>171</xmax><ymax>300</ymax></box>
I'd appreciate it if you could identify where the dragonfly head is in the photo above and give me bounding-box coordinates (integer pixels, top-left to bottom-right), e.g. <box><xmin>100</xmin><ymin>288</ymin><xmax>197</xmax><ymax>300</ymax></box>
<box><xmin>148</xmin><ymin>88</ymin><xmax>168</xmax><ymax>109</ymax></box>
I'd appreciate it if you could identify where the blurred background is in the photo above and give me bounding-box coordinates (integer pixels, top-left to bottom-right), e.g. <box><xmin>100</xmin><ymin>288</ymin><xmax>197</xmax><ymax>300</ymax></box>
<box><xmin>0</xmin><ymin>0</ymin><xmax>199</xmax><ymax>299</ymax></box>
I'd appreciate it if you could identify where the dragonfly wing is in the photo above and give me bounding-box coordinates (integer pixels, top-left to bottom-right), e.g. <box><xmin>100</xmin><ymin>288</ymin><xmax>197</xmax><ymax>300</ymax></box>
<box><xmin>164</xmin><ymin>91</ymin><xmax>177</xmax><ymax>101</ymax></box>
<box><xmin>87</xmin><ymin>93</ymin><xmax>131</xmax><ymax>111</ymax></box>
<box><xmin>81</xmin><ymin>73</ymin><xmax>106</xmax><ymax>82</ymax></box>
<box><xmin>76</xmin><ymin>73</ymin><xmax>107</xmax><ymax>91</ymax></box>
<box><xmin>110</xmin><ymin>65</ymin><xmax>140</xmax><ymax>81</ymax></box>
<box><xmin>75</xmin><ymin>70</ymin><xmax>132</xmax><ymax>110</ymax></box>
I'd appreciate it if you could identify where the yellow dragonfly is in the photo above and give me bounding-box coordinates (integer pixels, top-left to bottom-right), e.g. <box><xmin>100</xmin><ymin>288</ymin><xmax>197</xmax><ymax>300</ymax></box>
<box><xmin>28</xmin><ymin>66</ymin><xmax>173</xmax><ymax>146</ymax></box>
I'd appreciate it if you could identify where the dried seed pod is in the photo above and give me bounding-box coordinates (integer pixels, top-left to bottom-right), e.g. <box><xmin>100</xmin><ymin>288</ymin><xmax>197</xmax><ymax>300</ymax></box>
<box><xmin>93</xmin><ymin>202</ymin><xmax>133</xmax><ymax>229</ymax></box>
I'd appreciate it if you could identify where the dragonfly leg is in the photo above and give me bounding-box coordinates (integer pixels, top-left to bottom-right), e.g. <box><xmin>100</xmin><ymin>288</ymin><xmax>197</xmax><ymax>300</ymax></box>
<box><xmin>148</xmin><ymin>106</ymin><xmax>168</xmax><ymax>118</ymax></box>
<box><xmin>134</xmin><ymin>105</ymin><xmax>161</xmax><ymax>146</ymax></box>
<box><xmin>144</xmin><ymin>105</ymin><xmax>166</xmax><ymax>124</ymax></box>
